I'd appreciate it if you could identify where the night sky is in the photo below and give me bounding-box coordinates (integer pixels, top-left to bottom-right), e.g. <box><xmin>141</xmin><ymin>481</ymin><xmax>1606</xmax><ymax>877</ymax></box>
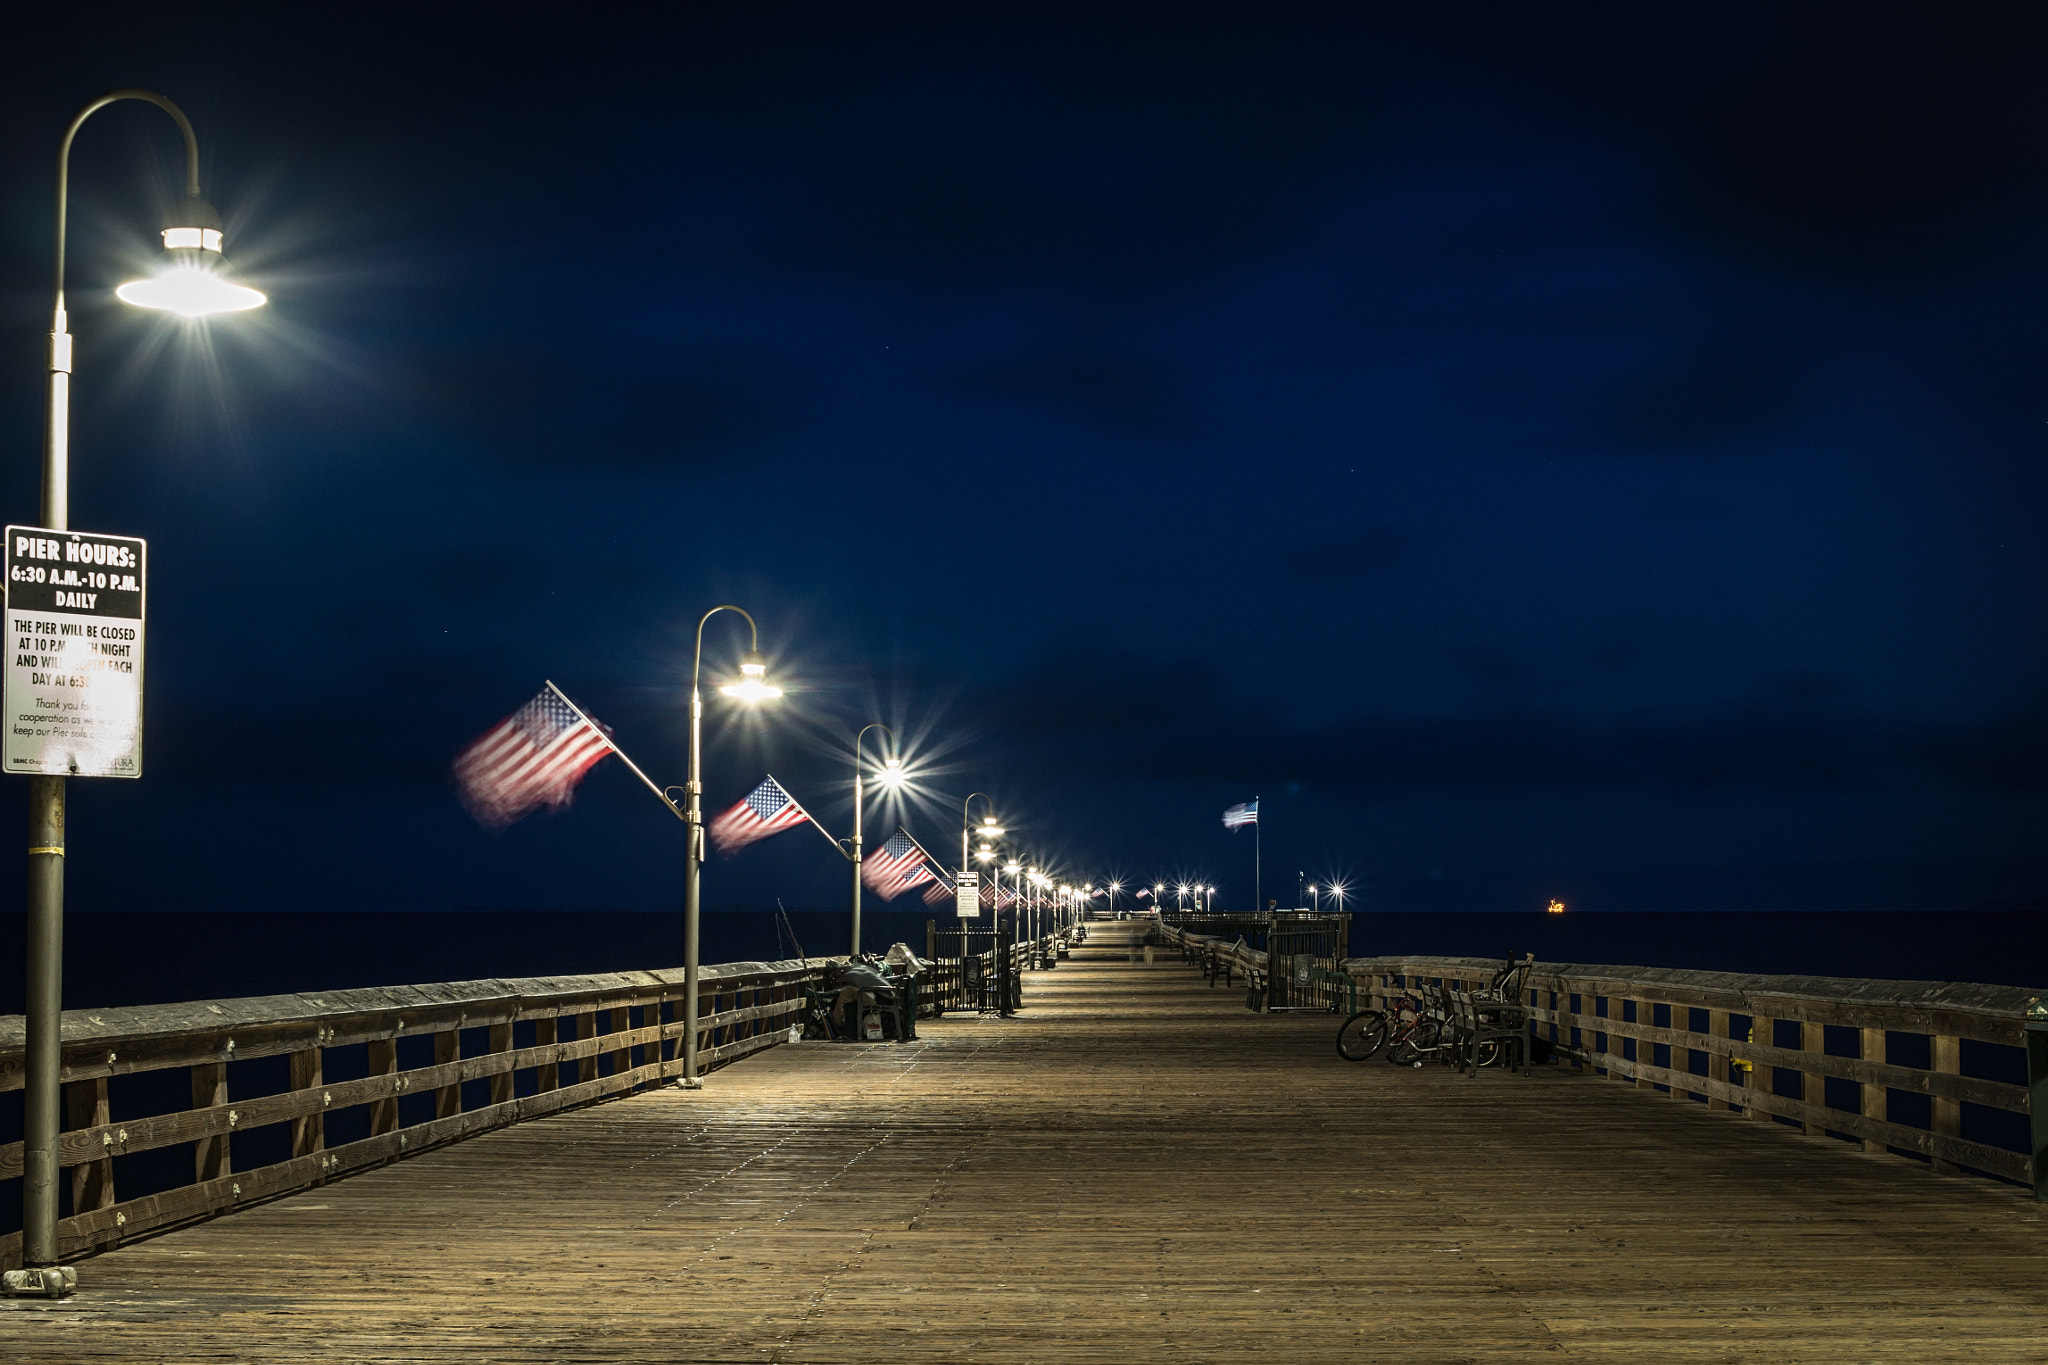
<box><xmin>1</xmin><ymin>5</ymin><xmax>2042</xmax><ymax>922</ymax></box>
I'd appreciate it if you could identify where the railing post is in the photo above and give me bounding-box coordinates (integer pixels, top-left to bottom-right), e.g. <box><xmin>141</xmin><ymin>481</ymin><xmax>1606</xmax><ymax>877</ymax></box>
<box><xmin>192</xmin><ymin>1062</ymin><xmax>229</xmax><ymax>1183</ymax></box>
<box><xmin>1801</xmin><ymin>1020</ymin><xmax>1826</xmax><ymax>1136</ymax></box>
<box><xmin>1745</xmin><ymin>1017</ymin><xmax>1772</xmax><ymax>1122</ymax></box>
<box><xmin>1593</xmin><ymin>995</ymin><xmax>1613</xmax><ymax>1077</ymax></box>
<box><xmin>64</xmin><ymin>1077</ymin><xmax>113</xmax><ymax>1213</ymax></box>
<box><xmin>576</xmin><ymin>1011</ymin><xmax>598</xmax><ymax>1085</ymax></box>
<box><xmin>434</xmin><ymin>1028</ymin><xmax>461</xmax><ymax>1120</ymax></box>
<box><xmin>1669</xmin><ymin>1005</ymin><xmax>1693</xmax><ymax>1101</ymax></box>
<box><xmin>609</xmin><ymin>1005</ymin><xmax>632</xmax><ymax>1081</ymax></box>
<box><xmin>368</xmin><ymin>1037</ymin><xmax>399</xmax><ymax>1136</ymax></box>
<box><xmin>1631</xmin><ymin>999</ymin><xmax>1655</xmax><ymax>1091</ymax></box>
<box><xmin>2027</xmin><ymin>1013</ymin><xmax>2047</xmax><ymax>1202</ymax></box>
<box><xmin>1557</xmin><ymin>990</ymin><xmax>1582</xmax><ymax>1072</ymax></box>
<box><xmin>1860</xmin><ymin>1027</ymin><xmax>1887</xmax><ymax>1154</ymax></box>
<box><xmin>289</xmin><ymin>1045</ymin><xmax>324</xmax><ymax>1162</ymax></box>
<box><xmin>1932</xmin><ymin>1033</ymin><xmax>1962</xmax><ymax>1174</ymax></box>
<box><xmin>1707</xmin><ymin>1010</ymin><xmax>1733</xmax><ymax>1111</ymax></box>
<box><xmin>489</xmin><ymin>1022</ymin><xmax>514</xmax><ymax>1106</ymax></box>
<box><xmin>533</xmin><ymin>1016</ymin><xmax>559</xmax><ymax>1094</ymax></box>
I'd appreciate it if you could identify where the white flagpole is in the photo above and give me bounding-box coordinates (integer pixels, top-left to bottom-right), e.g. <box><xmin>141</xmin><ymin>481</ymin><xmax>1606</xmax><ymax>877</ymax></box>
<box><xmin>763</xmin><ymin>772</ymin><xmax>851</xmax><ymax>857</ymax></box>
<box><xmin>1255</xmin><ymin>794</ymin><xmax>1262</xmax><ymax>915</ymax></box>
<box><xmin>544</xmin><ymin>680</ymin><xmax>683</xmax><ymax>822</ymax></box>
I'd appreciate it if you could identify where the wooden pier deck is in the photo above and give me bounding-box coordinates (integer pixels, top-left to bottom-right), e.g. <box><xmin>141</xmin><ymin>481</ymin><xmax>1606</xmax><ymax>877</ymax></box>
<box><xmin>7</xmin><ymin>925</ymin><xmax>2045</xmax><ymax>1363</ymax></box>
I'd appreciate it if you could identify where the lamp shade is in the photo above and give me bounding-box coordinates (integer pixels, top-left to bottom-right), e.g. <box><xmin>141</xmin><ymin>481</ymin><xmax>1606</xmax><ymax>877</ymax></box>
<box><xmin>115</xmin><ymin>196</ymin><xmax>265</xmax><ymax>317</ymax></box>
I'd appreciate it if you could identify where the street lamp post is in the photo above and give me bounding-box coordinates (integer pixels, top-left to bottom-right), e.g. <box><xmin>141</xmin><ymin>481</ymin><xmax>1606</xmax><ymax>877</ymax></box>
<box><xmin>1001</xmin><ymin>858</ymin><xmax>1021</xmax><ymax>951</ymax></box>
<box><xmin>680</xmin><ymin>606</ymin><xmax>779</xmax><ymax>1089</ymax></box>
<box><xmin>12</xmin><ymin>91</ymin><xmax>267</xmax><ymax>1298</ymax></box>
<box><xmin>962</xmin><ymin>794</ymin><xmax>1001</xmax><ymax>887</ymax></box>
<box><xmin>847</xmin><ymin>724</ymin><xmax>898</xmax><ymax>958</ymax></box>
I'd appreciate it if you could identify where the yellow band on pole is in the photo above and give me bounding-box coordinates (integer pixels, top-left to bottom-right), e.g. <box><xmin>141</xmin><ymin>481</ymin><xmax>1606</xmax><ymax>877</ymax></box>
<box><xmin>27</xmin><ymin>846</ymin><xmax>64</xmax><ymax>856</ymax></box>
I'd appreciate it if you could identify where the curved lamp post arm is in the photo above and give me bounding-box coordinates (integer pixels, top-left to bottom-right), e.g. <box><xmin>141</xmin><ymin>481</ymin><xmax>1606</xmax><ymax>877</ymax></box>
<box><xmin>690</xmin><ymin>605</ymin><xmax>761</xmax><ymax>696</ymax></box>
<box><xmin>962</xmin><ymin>791</ymin><xmax>995</xmax><ymax>879</ymax></box>
<box><xmin>54</xmin><ymin>90</ymin><xmax>201</xmax><ymax>318</ymax></box>
<box><xmin>46</xmin><ymin>91</ymin><xmax>202</xmax><ymax>534</ymax></box>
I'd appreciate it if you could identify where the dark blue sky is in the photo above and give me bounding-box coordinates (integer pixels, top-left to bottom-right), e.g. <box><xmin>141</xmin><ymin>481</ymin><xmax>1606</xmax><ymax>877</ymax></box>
<box><xmin>2</xmin><ymin>4</ymin><xmax>2042</xmax><ymax>918</ymax></box>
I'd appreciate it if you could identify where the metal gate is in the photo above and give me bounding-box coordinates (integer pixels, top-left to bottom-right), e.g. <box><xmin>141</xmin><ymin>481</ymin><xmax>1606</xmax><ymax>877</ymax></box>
<box><xmin>1263</xmin><ymin>916</ymin><xmax>1348</xmax><ymax>1012</ymax></box>
<box><xmin>933</xmin><ymin>925</ymin><xmax>1017</xmax><ymax>1016</ymax></box>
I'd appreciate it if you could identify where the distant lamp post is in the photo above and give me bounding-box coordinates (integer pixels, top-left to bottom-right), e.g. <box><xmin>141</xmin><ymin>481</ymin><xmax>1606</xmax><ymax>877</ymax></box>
<box><xmin>1306</xmin><ymin>882</ymin><xmax>1319</xmax><ymax>913</ymax></box>
<box><xmin>846</xmin><ymin>724</ymin><xmax>898</xmax><ymax>958</ymax></box>
<box><xmin>681</xmin><ymin>607</ymin><xmax>779</xmax><ymax>1088</ymax></box>
<box><xmin>12</xmin><ymin>90</ymin><xmax>267</xmax><ymax>1299</ymax></box>
<box><xmin>962</xmin><ymin>795</ymin><xmax>1001</xmax><ymax>883</ymax></box>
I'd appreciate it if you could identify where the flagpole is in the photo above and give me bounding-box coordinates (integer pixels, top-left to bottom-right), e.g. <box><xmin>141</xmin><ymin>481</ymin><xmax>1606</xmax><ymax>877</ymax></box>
<box><xmin>1255</xmin><ymin>794</ymin><xmax>1262</xmax><ymax>916</ymax></box>
<box><xmin>761</xmin><ymin>773</ymin><xmax>847</xmax><ymax>856</ymax></box>
<box><xmin>544</xmin><ymin>681</ymin><xmax>684</xmax><ymax>821</ymax></box>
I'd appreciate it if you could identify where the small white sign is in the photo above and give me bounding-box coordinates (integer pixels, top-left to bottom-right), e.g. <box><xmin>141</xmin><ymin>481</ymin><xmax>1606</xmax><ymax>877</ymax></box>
<box><xmin>955</xmin><ymin>870</ymin><xmax>980</xmax><ymax>919</ymax></box>
<box><xmin>4</xmin><ymin>527</ymin><xmax>146</xmax><ymax>778</ymax></box>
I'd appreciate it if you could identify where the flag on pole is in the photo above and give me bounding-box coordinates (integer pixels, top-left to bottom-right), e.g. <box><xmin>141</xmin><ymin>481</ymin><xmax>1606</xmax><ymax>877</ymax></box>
<box><xmin>1223</xmin><ymin>800</ymin><xmax>1259</xmax><ymax>830</ymax></box>
<box><xmin>455</xmin><ymin>685</ymin><xmax>616</xmax><ymax>830</ymax></box>
<box><xmin>922</xmin><ymin>876</ymin><xmax>954</xmax><ymax>907</ymax></box>
<box><xmin>1135</xmin><ymin>888</ymin><xmax>1152</xmax><ymax>900</ymax></box>
<box><xmin>863</xmin><ymin>829</ymin><xmax>934</xmax><ymax>899</ymax></box>
<box><xmin>709</xmin><ymin>776</ymin><xmax>811</xmax><ymax>854</ymax></box>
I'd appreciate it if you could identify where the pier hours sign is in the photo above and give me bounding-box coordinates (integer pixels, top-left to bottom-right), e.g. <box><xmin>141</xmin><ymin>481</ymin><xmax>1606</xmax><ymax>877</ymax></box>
<box><xmin>3</xmin><ymin>527</ymin><xmax>146</xmax><ymax>778</ymax></box>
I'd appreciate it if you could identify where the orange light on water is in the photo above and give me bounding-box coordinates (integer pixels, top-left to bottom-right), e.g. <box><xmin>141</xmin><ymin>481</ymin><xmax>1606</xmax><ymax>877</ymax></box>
<box><xmin>1546</xmin><ymin>899</ymin><xmax>1566</xmax><ymax>914</ymax></box>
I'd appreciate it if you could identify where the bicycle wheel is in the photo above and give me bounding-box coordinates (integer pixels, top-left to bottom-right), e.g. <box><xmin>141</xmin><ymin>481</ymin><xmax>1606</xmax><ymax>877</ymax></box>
<box><xmin>1474</xmin><ymin>1039</ymin><xmax>1504</xmax><ymax>1069</ymax></box>
<box><xmin>1336</xmin><ymin>1010</ymin><xmax>1390</xmax><ymax>1061</ymax></box>
<box><xmin>1390</xmin><ymin>1019</ymin><xmax>1440</xmax><ymax>1066</ymax></box>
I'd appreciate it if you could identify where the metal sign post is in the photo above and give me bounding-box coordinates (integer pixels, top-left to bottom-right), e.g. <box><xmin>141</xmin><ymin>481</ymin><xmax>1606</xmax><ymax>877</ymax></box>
<box><xmin>5</xmin><ymin>527</ymin><xmax>146</xmax><ymax>778</ymax></box>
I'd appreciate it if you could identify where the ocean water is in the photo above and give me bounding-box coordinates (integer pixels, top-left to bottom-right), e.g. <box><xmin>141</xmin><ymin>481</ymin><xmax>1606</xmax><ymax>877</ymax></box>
<box><xmin>0</xmin><ymin>908</ymin><xmax>2041</xmax><ymax>1015</ymax></box>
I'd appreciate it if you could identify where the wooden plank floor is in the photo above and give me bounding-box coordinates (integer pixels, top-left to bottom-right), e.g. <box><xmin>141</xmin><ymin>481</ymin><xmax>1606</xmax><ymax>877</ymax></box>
<box><xmin>7</xmin><ymin>924</ymin><xmax>2045</xmax><ymax>1362</ymax></box>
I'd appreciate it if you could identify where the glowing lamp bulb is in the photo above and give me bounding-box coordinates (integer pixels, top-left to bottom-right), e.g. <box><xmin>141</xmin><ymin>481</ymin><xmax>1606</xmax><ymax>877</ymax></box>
<box><xmin>117</xmin><ymin>266</ymin><xmax>265</xmax><ymax>318</ymax></box>
<box><xmin>877</xmin><ymin>757</ymin><xmax>904</xmax><ymax>786</ymax></box>
<box><xmin>717</xmin><ymin>651</ymin><xmax>781</xmax><ymax>704</ymax></box>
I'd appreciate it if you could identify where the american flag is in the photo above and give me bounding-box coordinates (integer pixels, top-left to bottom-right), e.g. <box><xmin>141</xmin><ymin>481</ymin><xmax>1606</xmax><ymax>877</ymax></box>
<box><xmin>863</xmin><ymin>829</ymin><xmax>933</xmax><ymax>899</ymax></box>
<box><xmin>1222</xmin><ymin>799</ymin><xmax>1259</xmax><ymax>830</ymax></box>
<box><xmin>921</xmin><ymin>876</ymin><xmax>954</xmax><ymax>907</ymax></box>
<box><xmin>709</xmin><ymin>776</ymin><xmax>810</xmax><ymax>854</ymax></box>
<box><xmin>1135</xmin><ymin>888</ymin><xmax>1152</xmax><ymax>900</ymax></box>
<box><xmin>455</xmin><ymin>684</ymin><xmax>615</xmax><ymax>830</ymax></box>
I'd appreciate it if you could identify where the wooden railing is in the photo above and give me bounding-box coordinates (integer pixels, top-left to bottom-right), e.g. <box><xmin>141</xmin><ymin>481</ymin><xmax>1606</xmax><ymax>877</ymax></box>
<box><xmin>1159</xmin><ymin>925</ymin><xmax>1353</xmax><ymax>1012</ymax></box>
<box><xmin>920</xmin><ymin>932</ymin><xmax>1067</xmax><ymax>1015</ymax></box>
<box><xmin>0</xmin><ymin>932</ymin><xmax>1077</xmax><ymax>1270</ymax></box>
<box><xmin>1345</xmin><ymin>955</ymin><xmax>2042</xmax><ymax>1197</ymax></box>
<box><xmin>0</xmin><ymin>958</ymin><xmax>817</xmax><ymax>1269</ymax></box>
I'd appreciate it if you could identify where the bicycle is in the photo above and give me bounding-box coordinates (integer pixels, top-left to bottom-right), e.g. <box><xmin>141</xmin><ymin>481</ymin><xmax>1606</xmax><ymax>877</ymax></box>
<box><xmin>1337</xmin><ymin>958</ymin><xmax>1525</xmax><ymax>1067</ymax></box>
<box><xmin>1336</xmin><ymin>987</ymin><xmax>1435</xmax><ymax>1061</ymax></box>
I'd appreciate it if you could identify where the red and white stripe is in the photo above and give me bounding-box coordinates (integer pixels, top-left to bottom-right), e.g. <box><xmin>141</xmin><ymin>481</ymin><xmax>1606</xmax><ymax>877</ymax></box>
<box><xmin>708</xmin><ymin>776</ymin><xmax>810</xmax><ymax>854</ymax></box>
<box><xmin>454</xmin><ymin>686</ymin><xmax>615</xmax><ymax>830</ymax></box>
